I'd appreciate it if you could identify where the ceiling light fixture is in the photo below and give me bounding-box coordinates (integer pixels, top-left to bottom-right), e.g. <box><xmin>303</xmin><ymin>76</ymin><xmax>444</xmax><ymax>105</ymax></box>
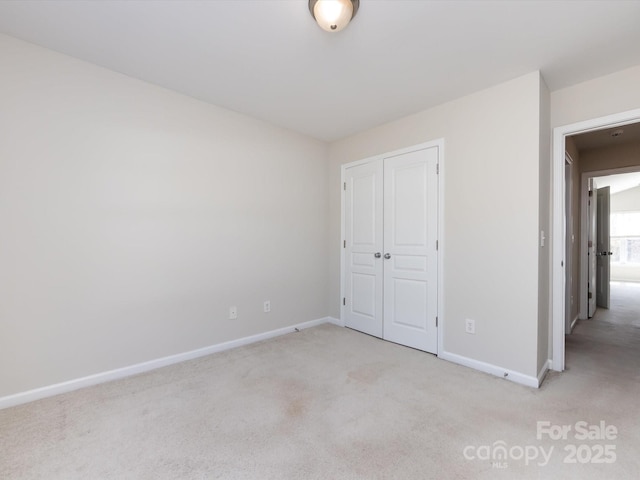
<box><xmin>309</xmin><ymin>0</ymin><xmax>359</xmax><ymax>32</ymax></box>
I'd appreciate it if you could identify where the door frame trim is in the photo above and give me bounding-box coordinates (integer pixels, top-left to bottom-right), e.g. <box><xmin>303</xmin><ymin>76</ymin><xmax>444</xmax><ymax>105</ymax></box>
<box><xmin>340</xmin><ymin>139</ymin><xmax>445</xmax><ymax>354</ymax></box>
<box><xmin>552</xmin><ymin>108</ymin><xmax>640</xmax><ymax>372</ymax></box>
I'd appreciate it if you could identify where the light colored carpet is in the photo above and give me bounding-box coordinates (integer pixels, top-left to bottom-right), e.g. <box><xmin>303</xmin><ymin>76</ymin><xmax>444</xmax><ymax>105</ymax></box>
<box><xmin>2</xmin><ymin>289</ymin><xmax>640</xmax><ymax>479</ymax></box>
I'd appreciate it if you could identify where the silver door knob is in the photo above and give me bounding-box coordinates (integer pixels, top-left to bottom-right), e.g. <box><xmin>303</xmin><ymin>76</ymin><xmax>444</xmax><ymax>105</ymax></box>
<box><xmin>384</xmin><ymin>253</ymin><xmax>391</xmax><ymax>259</ymax></box>
<box><xmin>374</xmin><ymin>252</ymin><xmax>381</xmax><ymax>258</ymax></box>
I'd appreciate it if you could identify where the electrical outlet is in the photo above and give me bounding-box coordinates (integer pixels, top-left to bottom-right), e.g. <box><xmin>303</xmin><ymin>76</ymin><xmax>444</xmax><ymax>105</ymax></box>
<box><xmin>229</xmin><ymin>306</ymin><xmax>237</xmax><ymax>320</ymax></box>
<box><xmin>465</xmin><ymin>318</ymin><xmax>475</xmax><ymax>334</ymax></box>
<box><xmin>264</xmin><ymin>300</ymin><xmax>271</xmax><ymax>313</ymax></box>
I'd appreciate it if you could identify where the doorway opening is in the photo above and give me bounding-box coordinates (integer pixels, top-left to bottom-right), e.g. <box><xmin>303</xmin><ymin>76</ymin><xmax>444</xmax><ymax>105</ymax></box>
<box><xmin>587</xmin><ymin>170</ymin><xmax>640</xmax><ymax>314</ymax></box>
<box><xmin>566</xmin><ymin>168</ymin><xmax>640</xmax><ymax>378</ymax></box>
<box><xmin>552</xmin><ymin>110</ymin><xmax>640</xmax><ymax>371</ymax></box>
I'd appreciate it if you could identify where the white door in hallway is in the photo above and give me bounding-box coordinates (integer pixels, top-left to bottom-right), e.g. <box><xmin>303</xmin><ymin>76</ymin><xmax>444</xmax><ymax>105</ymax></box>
<box><xmin>343</xmin><ymin>145</ymin><xmax>439</xmax><ymax>354</ymax></box>
<box><xmin>596</xmin><ymin>186</ymin><xmax>611</xmax><ymax>308</ymax></box>
<box><xmin>588</xmin><ymin>178</ymin><xmax>598</xmax><ymax>317</ymax></box>
<box><xmin>344</xmin><ymin>159</ymin><xmax>384</xmax><ymax>338</ymax></box>
<box><xmin>382</xmin><ymin>149</ymin><xmax>438</xmax><ymax>353</ymax></box>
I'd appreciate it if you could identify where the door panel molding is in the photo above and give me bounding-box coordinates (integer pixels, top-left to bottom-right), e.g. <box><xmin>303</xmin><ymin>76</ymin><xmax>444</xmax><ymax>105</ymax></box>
<box><xmin>343</xmin><ymin>159</ymin><xmax>383</xmax><ymax>337</ymax></box>
<box><xmin>383</xmin><ymin>147</ymin><xmax>438</xmax><ymax>353</ymax></box>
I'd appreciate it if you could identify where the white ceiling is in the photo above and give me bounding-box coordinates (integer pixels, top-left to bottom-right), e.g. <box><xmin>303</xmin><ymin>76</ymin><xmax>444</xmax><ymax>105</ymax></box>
<box><xmin>1</xmin><ymin>1</ymin><xmax>640</xmax><ymax>142</ymax></box>
<box><xmin>594</xmin><ymin>172</ymin><xmax>640</xmax><ymax>194</ymax></box>
<box><xmin>571</xmin><ymin>121</ymin><xmax>640</xmax><ymax>151</ymax></box>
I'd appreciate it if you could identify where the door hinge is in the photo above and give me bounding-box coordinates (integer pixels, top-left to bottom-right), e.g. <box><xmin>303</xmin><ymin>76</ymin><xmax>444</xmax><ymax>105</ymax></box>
<box><xmin>436</xmin><ymin>316</ymin><xmax>438</xmax><ymax>327</ymax></box>
<box><xmin>436</xmin><ymin>163</ymin><xmax>439</xmax><ymax>174</ymax></box>
<box><xmin>343</xmin><ymin>240</ymin><xmax>346</xmax><ymax>248</ymax></box>
<box><xmin>343</xmin><ymin>297</ymin><xmax>346</xmax><ymax>306</ymax></box>
<box><xmin>588</xmin><ymin>190</ymin><xmax>593</xmax><ymax>197</ymax></box>
<box><xmin>344</xmin><ymin>182</ymin><xmax>347</xmax><ymax>191</ymax></box>
<box><xmin>436</xmin><ymin>240</ymin><xmax>439</xmax><ymax>250</ymax></box>
<box><xmin>588</xmin><ymin>292</ymin><xmax>593</xmax><ymax>299</ymax></box>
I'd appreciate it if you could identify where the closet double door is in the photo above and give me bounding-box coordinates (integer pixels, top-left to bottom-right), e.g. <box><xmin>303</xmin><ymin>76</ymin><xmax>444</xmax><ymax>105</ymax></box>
<box><xmin>343</xmin><ymin>145</ymin><xmax>439</xmax><ymax>354</ymax></box>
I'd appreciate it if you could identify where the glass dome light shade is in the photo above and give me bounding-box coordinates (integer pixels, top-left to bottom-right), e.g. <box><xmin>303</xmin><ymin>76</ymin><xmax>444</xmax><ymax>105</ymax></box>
<box><xmin>311</xmin><ymin>0</ymin><xmax>356</xmax><ymax>32</ymax></box>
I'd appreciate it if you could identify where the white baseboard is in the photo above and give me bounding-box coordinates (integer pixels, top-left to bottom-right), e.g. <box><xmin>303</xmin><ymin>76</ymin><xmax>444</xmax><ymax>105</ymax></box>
<box><xmin>537</xmin><ymin>359</ymin><xmax>552</xmax><ymax>387</ymax></box>
<box><xmin>0</xmin><ymin>316</ymin><xmax>334</xmax><ymax>410</ymax></box>
<box><xmin>570</xmin><ymin>315</ymin><xmax>579</xmax><ymax>332</ymax></box>
<box><xmin>327</xmin><ymin>316</ymin><xmax>344</xmax><ymax>327</ymax></box>
<box><xmin>438</xmin><ymin>350</ymin><xmax>540</xmax><ymax>388</ymax></box>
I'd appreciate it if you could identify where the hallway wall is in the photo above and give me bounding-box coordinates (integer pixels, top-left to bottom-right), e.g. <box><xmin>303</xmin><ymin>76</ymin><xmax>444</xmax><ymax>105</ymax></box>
<box><xmin>564</xmin><ymin>137</ymin><xmax>581</xmax><ymax>325</ymax></box>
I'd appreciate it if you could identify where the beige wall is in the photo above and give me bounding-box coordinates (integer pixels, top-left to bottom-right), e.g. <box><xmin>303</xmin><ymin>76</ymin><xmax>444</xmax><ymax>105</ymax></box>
<box><xmin>611</xmin><ymin>184</ymin><xmax>640</xmax><ymax>211</ymax></box>
<box><xmin>329</xmin><ymin>72</ymin><xmax>544</xmax><ymax>378</ymax></box>
<box><xmin>0</xmin><ymin>35</ymin><xmax>330</xmax><ymax>397</ymax></box>
<box><xmin>564</xmin><ymin>137</ymin><xmax>581</xmax><ymax>324</ymax></box>
<box><xmin>551</xmin><ymin>65</ymin><xmax>640</xmax><ymax>129</ymax></box>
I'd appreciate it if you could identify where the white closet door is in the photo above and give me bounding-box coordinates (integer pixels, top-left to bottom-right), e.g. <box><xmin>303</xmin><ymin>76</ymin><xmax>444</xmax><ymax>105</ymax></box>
<box><xmin>382</xmin><ymin>147</ymin><xmax>438</xmax><ymax>353</ymax></box>
<box><xmin>344</xmin><ymin>159</ymin><xmax>383</xmax><ymax>338</ymax></box>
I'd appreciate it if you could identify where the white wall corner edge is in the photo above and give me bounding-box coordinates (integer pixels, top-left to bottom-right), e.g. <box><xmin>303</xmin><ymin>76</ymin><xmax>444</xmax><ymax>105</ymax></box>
<box><xmin>570</xmin><ymin>315</ymin><xmax>579</xmax><ymax>333</ymax></box>
<box><xmin>438</xmin><ymin>350</ymin><xmax>540</xmax><ymax>388</ymax></box>
<box><xmin>0</xmin><ymin>316</ymin><xmax>337</xmax><ymax>410</ymax></box>
<box><xmin>537</xmin><ymin>359</ymin><xmax>552</xmax><ymax>387</ymax></box>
